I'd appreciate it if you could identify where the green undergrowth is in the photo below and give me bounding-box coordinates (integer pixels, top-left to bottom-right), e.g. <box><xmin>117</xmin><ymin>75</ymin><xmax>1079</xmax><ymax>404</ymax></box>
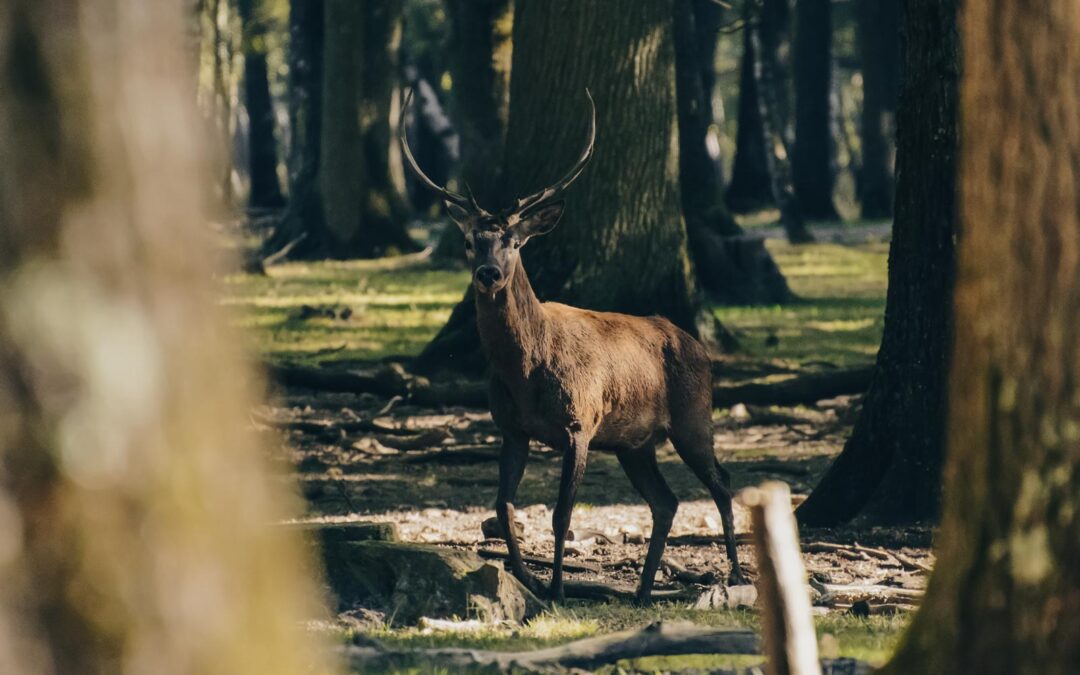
<box><xmin>347</xmin><ymin>602</ymin><xmax>907</xmax><ymax>673</ymax></box>
<box><xmin>224</xmin><ymin>232</ymin><xmax>888</xmax><ymax>374</ymax></box>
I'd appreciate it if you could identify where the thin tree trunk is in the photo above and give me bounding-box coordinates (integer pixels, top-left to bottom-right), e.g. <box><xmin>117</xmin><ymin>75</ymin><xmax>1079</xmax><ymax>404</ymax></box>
<box><xmin>796</xmin><ymin>0</ymin><xmax>957</xmax><ymax>526</ymax></box>
<box><xmin>882</xmin><ymin>1</ymin><xmax>1080</xmax><ymax>671</ymax></box>
<box><xmin>270</xmin><ymin>0</ymin><xmax>417</xmax><ymax>259</ymax></box>
<box><xmin>792</xmin><ymin>0</ymin><xmax>839</xmax><ymax>220</ymax></box>
<box><xmin>433</xmin><ymin>0</ymin><xmax>513</xmax><ymax>265</ymax></box>
<box><xmin>726</xmin><ymin>16</ymin><xmax>776</xmax><ymax>213</ymax></box>
<box><xmin>675</xmin><ymin>0</ymin><xmax>794</xmax><ymax>304</ymax></box>
<box><xmin>0</xmin><ymin>2</ymin><xmax>330</xmax><ymax>672</ymax></box>
<box><xmin>749</xmin><ymin>4</ymin><xmax>814</xmax><ymax>244</ymax></box>
<box><xmin>856</xmin><ymin>0</ymin><xmax>900</xmax><ymax>219</ymax></box>
<box><xmin>238</xmin><ymin>0</ymin><xmax>285</xmax><ymax>209</ymax></box>
<box><xmin>416</xmin><ymin>0</ymin><xmax>718</xmax><ymax>374</ymax></box>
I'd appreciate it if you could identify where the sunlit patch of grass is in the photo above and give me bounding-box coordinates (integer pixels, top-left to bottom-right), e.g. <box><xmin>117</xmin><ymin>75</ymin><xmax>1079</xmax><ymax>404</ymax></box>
<box><xmin>346</xmin><ymin>602</ymin><xmax>908</xmax><ymax>672</ymax></box>
<box><xmin>221</xmin><ymin>257</ymin><xmax>469</xmax><ymax>364</ymax></box>
<box><xmin>714</xmin><ymin>239</ymin><xmax>888</xmax><ymax>369</ymax></box>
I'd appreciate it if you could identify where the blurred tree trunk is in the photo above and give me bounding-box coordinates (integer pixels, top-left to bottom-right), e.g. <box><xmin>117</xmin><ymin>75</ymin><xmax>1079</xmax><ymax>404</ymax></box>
<box><xmin>797</xmin><ymin>0</ymin><xmax>957</xmax><ymax>526</ymax></box>
<box><xmin>270</xmin><ymin>0</ymin><xmax>417</xmax><ymax>259</ymax></box>
<box><xmin>674</xmin><ymin>0</ymin><xmax>793</xmax><ymax>304</ymax></box>
<box><xmin>0</xmin><ymin>2</ymin><xmax>330</xmax><ymax>673</ymax></box>
<box><xmin>416</xmin><ymin>0</ymin><xmax>722</xmax><ymax>374</ymax></box>
<box><xmin>238</xmin><ymin>0</ymin><xmax>285</xmax><ymax>210</ymax></box>
<box><xmin>856</xmin><ymin>0</ymin><xmax>900</xmax><ymax>218</ymax></box>
<box><xmin>197</xmin><ymin>0</ymin><xmax>241</xmax><ymax>211</ymax></box>
<box><xmin>433</xmin><ymin>0</ymin><xmax>513</xmax><ymax>265</ymax></box>
<box><xmin>882</xmin><ymin>2</ymin><xmax>1080</xmax><ymax>672</ymax></box>
<box><xmin>792</xmin><ymin>0</ymin><xmax>839</xmax><ymax>220</ymax></box>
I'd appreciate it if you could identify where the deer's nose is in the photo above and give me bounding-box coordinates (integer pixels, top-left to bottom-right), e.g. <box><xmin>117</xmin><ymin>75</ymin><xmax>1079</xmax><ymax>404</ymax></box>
<box><xmin>475</xmin><ymin>266</ymin><xmax>502</xmax><ymax>288</ymax></box>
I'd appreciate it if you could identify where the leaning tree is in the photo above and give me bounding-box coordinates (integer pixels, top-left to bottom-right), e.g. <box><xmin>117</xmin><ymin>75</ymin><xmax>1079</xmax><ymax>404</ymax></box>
<box><xmin>414</xmin><ymin>0</ymin><xmax>720</xmax><ymax>374</ymax></box>
<box><xmin>882</xmin><ymin>1</ymin><xmax>1080</xmax><ymax>671</ymax></box>
<box><xmin>797</xmin><ymin>0</ymin><xmax>957</xmax><ymax>526</ymax></box>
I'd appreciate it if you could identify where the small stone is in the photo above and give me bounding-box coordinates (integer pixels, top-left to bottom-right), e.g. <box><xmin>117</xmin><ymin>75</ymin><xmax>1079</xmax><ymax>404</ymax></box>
<box><xmin>481</xmin><ymin>516</ymin><xmax>525</xmax><ymax>541</ymax></box>
<box><xmin>730</xmin><ymin>403</ymin><xmax>750</xmax><ymax>420</ymax></box>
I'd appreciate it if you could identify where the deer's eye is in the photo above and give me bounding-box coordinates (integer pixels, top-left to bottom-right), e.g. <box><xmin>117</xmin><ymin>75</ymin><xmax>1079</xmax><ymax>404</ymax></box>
<box><xmin>464</xmin><ymin>239</ymin><xmax>473</xmax><ymax>251</ymax></box>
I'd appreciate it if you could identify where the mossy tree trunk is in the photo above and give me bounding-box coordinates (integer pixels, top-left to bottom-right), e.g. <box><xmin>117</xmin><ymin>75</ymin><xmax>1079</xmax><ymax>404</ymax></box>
<box><xmin>433</xmin><ymin>0</ymin><xmax>513</xmax><ymax>265</ymax></box>
<box><xmin>0</xmin><ymin>1</ymin><xmax>329</xmax><ymax>672</ymax></box>
<box><xmin>416</xmin><ymin>0</ymin><xmax>721</xmax><ymax>374</ymax></box>
<box><xmin>883</xmin><ymin>2</ymin><xmax>1080</xmax><ymax>671</ymax></box>
<box><xmin>270</xmin><ymin>0</ymin><xmax>417</xmax><ymax>259</ymax></box>
<box><xmin>797</xmin><ymin>0</ymin><xmax>957</xmax><ymax>526</ymax></box>
<box><xmin>238</xmin><ymin>0</ymin><xmax>284</xmax><ymax>210</ymax></box>
<box><xmin>792</xmin><ymin>0</ymin><xmax>839</xmax><ymax>220</ymax></box>
<box><xmin>856</xmin><ymin>0</ymin><xmax>900</xmax><ymax>219</ymax></box>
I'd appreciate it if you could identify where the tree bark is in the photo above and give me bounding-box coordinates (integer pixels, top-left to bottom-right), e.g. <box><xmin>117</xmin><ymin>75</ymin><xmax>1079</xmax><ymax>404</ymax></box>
<box><xmin>432</xmin><ymin>0</ymin><xmax>513</xmax><ymax>265</ymax></box>
<box><xmin>792</xmin><ymin>0</ymin><xmax>839</xmax><ymax>220</ymax></box>
<box><xmin>749</xmin><ymin>4</ymin><xmax>814</xmax><ymax>244</ymax></box>
<box><xmin>882</xmin><ymin>1</ymin><xmax>1080</xmax><ymax>672</ymax></box>
<box><xmin>0</xmin><ymin>2</ymin><xmax>328</xmax><ymax>672</ymax></box>
<box><xmin>796</xmin><ymin>0</ymin><xmax>956</xmax><ymax>527</ymax></box>
<box><xmin>416</xmin><ymin>0</ymin><xmax>716</xmax><ymax>375</ymax></box>
<box><xmin>238</xmin><ymin>0</ymin><xmax>285</xmax><ymax>210</ymax></box>
<box><xmin>270</xmin><ymin>0</ymin><xmax>417</xmax><ymax>259</ymax></box>
<box><xmin>855</xmin><ymin>0</ymin><xmax>900</xmax><ymax>219</ymax></box>
<box><xmin>726</xmin><ymin>6</ymin><xmax>778</xmax><ymax>214</ymax></box>
<box><xmin>674</xmin><ymin>0</ymin><xmax>794</xmax><ymax>304</ymax></box>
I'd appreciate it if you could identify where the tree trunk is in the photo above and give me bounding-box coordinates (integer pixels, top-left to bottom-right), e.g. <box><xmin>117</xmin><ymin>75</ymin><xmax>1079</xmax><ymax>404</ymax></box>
<box><xmin>792</xmin><ymin>0</ymin><xmax>839</xmax><ymax>220</ymax></box>
<box><xmin>416</xmin><ymin>0</ymin><xmax>719</xmax><ymax>375</ymax></box>
<box><xmin>238</xmin><ymin>0</ymin><xmax>285</xmax><ymax>210</ymax></box>
<box><xmin>674</xmin><ymin>0</ymin><xmax>794</xmax><ymax>305</ymax></box>
<box><xmin>726</xmin><ymin>14</ymin><xmax>776</xmax><ymax>213</ymax></box>
<box><xmin>274</xmin><ymin>0</ymin><xmax>326</xmax><ymax>252</ymax></box>
<box><xmin>883</xmin><ymin>1</ymin><xmax>1080</xmax><ymax>672</ymax></box>
<box><xmin>749</xmin><ymin>4</ymin><xmax>814</xmax><ymax>245</ymax></box>
<box><xmin>433</xmin><ymin>0</ymin><xmax>513</xmax><ymax>265</ymax></box>
<box><xmin>856</xmin><ymin>0</ymin><xmax>900</xmax><ymax>219</ymax></box>
<box><xmin>796</xmin><ymin>0</ymin><xmax>957</xmax><ymax>527</ymax></box>
<box><xmin>0</xmin><ymin>2</ymin><xmax>327</xmax><ymax>672</ymax></box>
<box><xmin>270</xmin><ymin>0</ymin><xmax>417</xmax><ymax>259</ymax></box>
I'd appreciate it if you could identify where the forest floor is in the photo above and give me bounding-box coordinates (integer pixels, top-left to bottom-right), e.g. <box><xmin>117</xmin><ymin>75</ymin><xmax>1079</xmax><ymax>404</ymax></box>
<box><xmin>228</xmin><ymin>219</ymin><xmax>929</xmax><ymax>672</ymax></box>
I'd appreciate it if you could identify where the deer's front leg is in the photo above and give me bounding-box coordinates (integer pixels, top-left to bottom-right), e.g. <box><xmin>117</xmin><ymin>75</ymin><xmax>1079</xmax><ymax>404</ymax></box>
<box><xmin>495</xmin><ymin>432</ymin><xmax>541</xmax><ymax>593</ymax></box>
<box><xmin>550</xmin><ymin>432</ymin><xmax>589</xmax><ymax>602</ymax></box>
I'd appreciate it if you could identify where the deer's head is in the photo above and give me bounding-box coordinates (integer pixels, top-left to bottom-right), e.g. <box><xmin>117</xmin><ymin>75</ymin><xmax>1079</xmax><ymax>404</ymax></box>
<box><xmin>400</xmin><ymin>90</ymin><xmax>595</xmax><ymax>295</ymax></box>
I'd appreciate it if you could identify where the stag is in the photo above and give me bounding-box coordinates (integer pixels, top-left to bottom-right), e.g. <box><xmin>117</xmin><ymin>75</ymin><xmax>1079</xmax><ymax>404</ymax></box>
<box><xmin>400</xmin><ymin>91</ymin><xmax>745</xmax><ymax>603</ymax></box>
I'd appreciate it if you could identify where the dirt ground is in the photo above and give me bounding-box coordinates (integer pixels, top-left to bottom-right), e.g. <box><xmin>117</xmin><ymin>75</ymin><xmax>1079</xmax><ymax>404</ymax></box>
<box><xmin>257</xmin><ymin>380</ymin><xmax>933</xmax><ymax>607</ymax></box>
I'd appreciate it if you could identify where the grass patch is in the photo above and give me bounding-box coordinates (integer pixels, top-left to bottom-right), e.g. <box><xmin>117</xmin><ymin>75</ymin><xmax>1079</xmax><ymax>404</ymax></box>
<box><xmin>714</xmin><ymin>238</ymin><xmax>888</xmax><ymax>369</ymax></box>
<box><xmin>346</xmin><ymin>602</ymin><xmax>907</xmax><ymax>673</ymax></box>
<box><xmin>225</xmin><ymin>237</ymin><xmax>888</xmax><ymax>373</ymax></box>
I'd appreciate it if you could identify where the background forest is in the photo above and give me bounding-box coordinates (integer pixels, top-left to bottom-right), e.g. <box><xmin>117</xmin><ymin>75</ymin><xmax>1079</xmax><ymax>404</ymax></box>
<box><xmin>0</xmin><ymin>0</ymin><xmax>1077</xmax><ymax>674</ymax></box>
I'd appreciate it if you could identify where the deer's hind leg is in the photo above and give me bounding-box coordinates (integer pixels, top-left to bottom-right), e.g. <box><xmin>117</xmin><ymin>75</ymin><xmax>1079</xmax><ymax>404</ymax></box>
<box><xmin>615</xmin><ymin>443</ymin><xmax>678</xmax><ymax>604</ymax></box>
<box><xmin>669</xmin><ymin>412</ymin><xmax>747</xmax><ymax>586</ymax></box>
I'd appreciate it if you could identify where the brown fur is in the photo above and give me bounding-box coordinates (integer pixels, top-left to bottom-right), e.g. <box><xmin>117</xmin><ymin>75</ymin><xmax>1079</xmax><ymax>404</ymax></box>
<box><xmin>475</xmin><ymin>246</ymin><xmax>745</xmax><ymax>603</ymax></box>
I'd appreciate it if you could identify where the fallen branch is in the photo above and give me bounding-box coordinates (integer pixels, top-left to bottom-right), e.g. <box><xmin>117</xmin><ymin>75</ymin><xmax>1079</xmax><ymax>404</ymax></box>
<box><xmin>343</xmin><ymin>621</ymin><xmax>760</xmax><ymax>672</ymax></box>
<box><xmin>476</xmin><ymin>549</ymin><xmax>601</xmax><ymax>574</ymax></box>
<box><xmin>268</xmin><ymin>362</ymin><xmax>872</xmax><ymax>411</ymax></box>
<box><xmin>714</xmin><ymin>367</ymin><xmax>873</xmax><ymax>408</ymax></box>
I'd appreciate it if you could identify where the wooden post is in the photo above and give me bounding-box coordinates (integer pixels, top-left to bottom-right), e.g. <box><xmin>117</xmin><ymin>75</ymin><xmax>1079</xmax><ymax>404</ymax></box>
<box><xmin>740</xmin><ymin>481</ymin><xmax>821</xmax><ymax>675</ymax></box>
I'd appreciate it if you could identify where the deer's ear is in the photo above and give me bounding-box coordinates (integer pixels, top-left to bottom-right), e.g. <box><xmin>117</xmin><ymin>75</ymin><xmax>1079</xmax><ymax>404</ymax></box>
<box><xmin>445</xmin><ymin>201</ymin><xmax>471</xmax><ymax>233</ymax></box>
<box><xmin>514</xmin><ymin>202</ymin><xmax>565</xmax><ymax>240</ymax></box>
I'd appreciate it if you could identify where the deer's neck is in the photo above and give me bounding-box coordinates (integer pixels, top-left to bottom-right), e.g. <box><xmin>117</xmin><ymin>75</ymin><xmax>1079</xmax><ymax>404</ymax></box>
<box><xmin>475</xmin><ymin>258</ymin><xmax>548</xmax><ymax>381</ymax></box>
